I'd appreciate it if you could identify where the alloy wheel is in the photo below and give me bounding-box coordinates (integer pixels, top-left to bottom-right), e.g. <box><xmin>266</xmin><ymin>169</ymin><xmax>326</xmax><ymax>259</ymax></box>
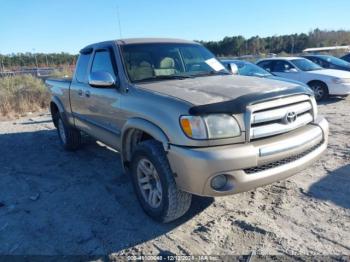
<box><xmin>136</xmin><ymin>158</ymin><xmax>163</xmax><ymax>208</ymax></box>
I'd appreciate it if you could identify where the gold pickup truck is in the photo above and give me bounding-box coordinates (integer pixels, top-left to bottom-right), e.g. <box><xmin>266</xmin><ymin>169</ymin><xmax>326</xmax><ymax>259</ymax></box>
<box><xmin>46</xmin><ymin>38</ymin><xmax>328</xmax><ymax>222</ymax></box>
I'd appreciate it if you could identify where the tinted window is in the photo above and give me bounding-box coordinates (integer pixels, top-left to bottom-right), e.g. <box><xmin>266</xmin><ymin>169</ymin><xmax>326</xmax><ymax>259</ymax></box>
<box><xmin>341</xmin><ymin>54</ymin><xmax>350</xmax><ymax>62</ymax></box>
<box><xmin>320</xmin><ymin>55</ymin><xmax>350</xmax><ymax>67</ymax></box>
<box><xmin>75</xmin><ymin>54</ymin><xmax>91</xmax><ymax>83</ymax></box>
<box><xmin>91</xmin><ymin>50</ymin><xmax>116</xmax><ymax>78</ymax></box>
<box><xmin>317</xmin><ymin>58</ymin><xmax>330</xmax><ymax>68</ymax></box>
<box><xmin>305</xmin><ymin>57</ymin><xmax>317</xmax><ymax>63</ymax></box>
<box><xmin>291</xmin><ymin>59</ymin><xmax>322</xmax><ymax>71</ymax></box>
<box><xmin>273</xmin><ymin>61</ymin><xmax>295</xmax><ymax>72</ymax></box>
<box><xmin>235</xmin><ymin>61</ymin><xmax>272</xmax><ymax>77</ymax></box>
<box><xmin>257</xmin><ymin>61</ymin><xmax>273</xmax><ymax>72</ymax></box>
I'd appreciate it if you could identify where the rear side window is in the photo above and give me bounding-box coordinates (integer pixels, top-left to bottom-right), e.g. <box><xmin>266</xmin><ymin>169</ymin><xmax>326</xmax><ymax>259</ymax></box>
<box><xmin>75</xmin><ymin>53</ymin><xmax>91</xmax><ymax>83</ymax></box>
<box><xmin>343</xmin><ymin>54</ymin><xmax>350</xmax><ymax>62</ymax></box>
<box><xmin>273</xmin><ymin>61</ymin><xmax>294</xmax><ymax>72</ymax></box>
<box><xmin>91</xmin><ymin>50</ymin><xmax>116</xmax><ymax>78</ymax></box>
<box><xmin>257</xmin><ymin>61</ymin><xmax>272</xmax><ymax>72</ymax></box>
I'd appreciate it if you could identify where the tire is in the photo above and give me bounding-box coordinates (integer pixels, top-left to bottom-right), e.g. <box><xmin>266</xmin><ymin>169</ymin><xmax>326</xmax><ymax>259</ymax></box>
<box><xmin>130</xmin><ymin>140</ymin><xmax>192</xmax><ymax>223</ymax></box>
<box><xmin>308</xmin><ymin>81</ymin><xmax>328</xmax><ymax>101</ymax></box>
<box><xmin>56</xmin><ymin>114</ymin><xmax>81</xmax><ymax>151</ymax></box>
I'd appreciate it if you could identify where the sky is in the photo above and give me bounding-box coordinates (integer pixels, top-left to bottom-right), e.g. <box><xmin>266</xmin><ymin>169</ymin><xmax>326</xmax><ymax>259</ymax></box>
<box><xmin>0</xmin><ymin>0</ymin><xmax>349</xmax><ymax>54</ymax></box>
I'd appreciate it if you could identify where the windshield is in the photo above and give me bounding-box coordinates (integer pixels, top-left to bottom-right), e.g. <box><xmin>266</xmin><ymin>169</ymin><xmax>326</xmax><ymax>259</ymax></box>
<box><xmin>321</xmin><ymin>55</ymin><xmax>350</xmax><ymax>67</ymax></box>
<box><xmin>291</xmin><ymin>59</ymin><xmax>322</xmax><ymax>71</ymax></box>
<box><xmin>234</xmin><ymin>61</ymin><xmax>272</xmax><ymax>77</ymax></box>
<box><xmin>121</xmin><ymin>43</ymin><xmax>229</xmax><ymax>82</ymax></box>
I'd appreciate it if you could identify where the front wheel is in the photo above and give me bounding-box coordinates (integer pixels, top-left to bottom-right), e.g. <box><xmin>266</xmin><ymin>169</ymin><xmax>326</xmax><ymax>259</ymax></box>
<box><xmin>130</xmin><ymin>140</ymin><xmax>192</xmax><ymax>223</ymax></box>
<box><xmin>308</xmin><ymin>82</ymin><xmax>328</xmax><ymax>101</ymax></box>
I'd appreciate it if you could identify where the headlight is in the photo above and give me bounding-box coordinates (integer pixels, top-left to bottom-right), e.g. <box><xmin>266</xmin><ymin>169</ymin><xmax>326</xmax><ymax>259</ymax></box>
<box><xmin>332</xmin><ymin>78</ymin><xmax>350</xmax><ymax>84</ymax></box>
<box><xmin>204</xmin><ymin>114</ymin><xmax>241</xmax><ymax>139</ymax></box>
<box><xmin>180</xmin><ymin>114</ymin><xmax>241</xmax><ymax>140</ymax></box>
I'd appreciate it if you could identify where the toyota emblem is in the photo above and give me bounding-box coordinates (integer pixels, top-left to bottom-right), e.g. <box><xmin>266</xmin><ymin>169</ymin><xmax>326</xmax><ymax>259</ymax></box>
<box><xmin>284</xmin><ymin>111</ymin><xmax>297</xmax><ymax>124</ymax></box>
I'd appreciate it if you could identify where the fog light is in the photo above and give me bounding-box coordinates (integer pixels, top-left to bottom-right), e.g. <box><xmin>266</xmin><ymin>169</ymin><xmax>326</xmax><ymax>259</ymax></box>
<box><xmin>211</xmin><ymin>174</ymin><xmax>228</xmax><ymax>190</ymax></box>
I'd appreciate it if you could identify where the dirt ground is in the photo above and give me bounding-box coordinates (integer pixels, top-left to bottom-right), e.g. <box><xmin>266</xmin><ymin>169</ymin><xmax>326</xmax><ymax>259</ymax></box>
<box><xmin>0</xmin><ymin>97</ymin><xmax>349</xmax><ymax>257</ymax></box>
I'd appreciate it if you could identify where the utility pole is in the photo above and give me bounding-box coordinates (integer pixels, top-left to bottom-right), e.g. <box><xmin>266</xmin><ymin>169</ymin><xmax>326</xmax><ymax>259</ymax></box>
<box><xmin>0</xmin><ymin>56</ymin><xmax>3</xmax><ymax>73</ymax></box>
<box><xmin>32</xmin><ymin>48</ymin><xmax>38</xmax><ymax>69</ymax></box>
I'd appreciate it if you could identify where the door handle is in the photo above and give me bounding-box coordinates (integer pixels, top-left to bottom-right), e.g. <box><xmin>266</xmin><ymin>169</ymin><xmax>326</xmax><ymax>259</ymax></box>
<box><xmin>85</xmin><ymin>90</ymin><xmax>91</xmax><ymax>98</ymax></box>
<box><xmin>78</xmin><ymin>89</ymin><xmax>83</xmax><ymax>96</ymax></box>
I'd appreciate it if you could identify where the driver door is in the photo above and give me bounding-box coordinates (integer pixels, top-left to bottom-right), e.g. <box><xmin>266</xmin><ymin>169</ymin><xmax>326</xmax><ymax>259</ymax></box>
<box><xmin>83</xmin><ymin>48</ymin><xmax>124</xmax><ymax>150</ymax></box>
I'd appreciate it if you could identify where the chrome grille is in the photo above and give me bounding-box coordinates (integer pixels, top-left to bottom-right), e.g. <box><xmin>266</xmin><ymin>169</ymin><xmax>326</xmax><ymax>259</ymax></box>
<box><xmin>249</xmin><ymin>95</ymin><xmax>314</xmax><ymax>140</ymax></box>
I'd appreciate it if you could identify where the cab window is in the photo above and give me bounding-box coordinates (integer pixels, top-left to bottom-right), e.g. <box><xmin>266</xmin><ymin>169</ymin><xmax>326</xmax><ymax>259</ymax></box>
<box><xmin>75</xmin><ymin>53</ymin><xmax>91</xmax><ymax>83</ymax></box>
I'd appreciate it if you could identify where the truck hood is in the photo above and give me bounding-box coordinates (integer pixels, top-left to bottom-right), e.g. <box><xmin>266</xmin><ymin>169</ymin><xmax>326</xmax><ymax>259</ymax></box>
<box><xmin>137</xmin><ymin>75</ymin><xmax>307</xmax><ymax>106</ymax></box>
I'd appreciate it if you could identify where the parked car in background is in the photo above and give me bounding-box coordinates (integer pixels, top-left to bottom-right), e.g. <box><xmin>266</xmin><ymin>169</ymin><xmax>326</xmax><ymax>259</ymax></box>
<box><xmin>302</xmin><ymin>55</ymin><xmax>350</xmax><ymax>72</ymax></box>
<box><xmin>221</xmin><ymin>59</ymin><xmax>275</xmax><ymax>77</ymax></box>
<box><xmin>340</xmin><ymin>53</ymin><xmax>350</xmax><ymax>63</ymax></box>
<box><xmin>221</xmin><ymin>59</ymin><xmax>304</xmax><ymax>85</ymax></box>
<box><xmin>46</xmin><ymin>39</ymin><xmax>328</xmax><ymax>222</ymax></box>
<box><xmin>257</xmin><ymin>57</ymin><xmax>350</xmax><ymax>100</ymax></box>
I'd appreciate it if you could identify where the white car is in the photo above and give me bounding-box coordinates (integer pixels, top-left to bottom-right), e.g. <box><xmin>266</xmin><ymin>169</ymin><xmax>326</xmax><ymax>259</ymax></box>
<box><xmin>257</xmin><ymin>57</ymin><xmax>350</xmax><ymax>100</ymax></box>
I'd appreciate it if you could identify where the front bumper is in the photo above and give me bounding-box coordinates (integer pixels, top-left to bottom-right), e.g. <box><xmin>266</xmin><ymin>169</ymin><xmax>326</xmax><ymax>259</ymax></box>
<box><xmin>328</xmin><ymin>82</ymin><xmax>350</xmax><ymax>95</ymax></box>
<box><xmin>167</xmin><ymin>117</ymin><xmax>328</xmax><ymax>196</ymax></box>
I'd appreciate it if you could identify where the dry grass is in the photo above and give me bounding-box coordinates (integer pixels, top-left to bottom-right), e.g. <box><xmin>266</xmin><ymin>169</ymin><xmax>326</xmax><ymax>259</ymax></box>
<box><xmin>50</xmin><ymin>66</ymin><xmax>74</xmax><ymax>78</ymax></box>
<box><xmin>0</xmin><ymin>75</ymin><xmax>50</xmax><ymax>117</ymax></box>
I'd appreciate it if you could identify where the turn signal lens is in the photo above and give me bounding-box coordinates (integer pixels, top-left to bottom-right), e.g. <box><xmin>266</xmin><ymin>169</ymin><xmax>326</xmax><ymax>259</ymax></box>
<box><xmin>180</xmin><ymin>118</ymin><xmax>192</xmax><ymax>137</ymax></box>
<box><xmin>180</xmin><ymin>116</ymin><xmax>207</xmax><ymax>139</ymax></box>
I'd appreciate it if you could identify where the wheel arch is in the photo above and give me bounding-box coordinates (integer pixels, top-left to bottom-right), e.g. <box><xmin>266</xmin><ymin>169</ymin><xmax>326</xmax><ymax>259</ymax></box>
<box><xmin>307</xmin><ymin>80</ymin><xmax>329</xmax><ymax>91</ymax></box>
<box><xmin>307</xmin><ymin>80</ymin><xmax>329</xmax><ymax>100</ymax></box>
<box><xmin>50</xmin><ymin>97</ymin><xmax>66</xmax><ymax>127</ymax></box>
<box><xmin>121</xmin><ymin>118</ymin><xmax>170</xmax><ymax>173</ymax></box>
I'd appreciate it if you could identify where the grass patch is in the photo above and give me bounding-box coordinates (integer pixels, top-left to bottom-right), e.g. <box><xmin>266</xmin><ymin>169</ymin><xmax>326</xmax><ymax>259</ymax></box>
<box><xmin>0</xmin><ymin>75</ymin><xmax>50</xmax><ymax>117</ymax></box>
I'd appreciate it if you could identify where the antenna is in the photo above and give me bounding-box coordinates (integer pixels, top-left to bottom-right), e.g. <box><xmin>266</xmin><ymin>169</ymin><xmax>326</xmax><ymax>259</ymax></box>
<box><xmin>116</xmin><ymin>4</ymin><xmax>123</xmax><ymax>39</ymax></box>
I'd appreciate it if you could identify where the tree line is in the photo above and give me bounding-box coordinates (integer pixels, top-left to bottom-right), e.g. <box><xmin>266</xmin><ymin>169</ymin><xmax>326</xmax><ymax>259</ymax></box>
<box><xmin>0</xmin><ymin>52</ymin><xmax>77</xmax><ymax>70</ymax></box>
<box><xmin>200</xmin><ymin>29</ymin><xmax>350</xmax><ymax>57</ymax></box>
<box><xmin>1</xmin><ymin>29</ymin><xmax>350</xmax><ymax>70</ymax></box>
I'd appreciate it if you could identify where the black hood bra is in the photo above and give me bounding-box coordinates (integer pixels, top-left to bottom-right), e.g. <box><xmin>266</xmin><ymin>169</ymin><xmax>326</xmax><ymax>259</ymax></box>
<box><xmin>189</xmin><ymin>85</ymin><xmax>314</xmax><ymax>115</ymax></box>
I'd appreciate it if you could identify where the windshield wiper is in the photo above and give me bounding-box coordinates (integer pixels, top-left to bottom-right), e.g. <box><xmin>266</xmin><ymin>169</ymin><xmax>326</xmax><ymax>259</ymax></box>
<box><xmin>133</xmin><ymin>74</ymin><xmax>193</xmax><ymax>83</ymax></box>
<box><xmin>190</xmin><ymin>70</ymin><xmax>231</xmax><ymax>78</ymax></box>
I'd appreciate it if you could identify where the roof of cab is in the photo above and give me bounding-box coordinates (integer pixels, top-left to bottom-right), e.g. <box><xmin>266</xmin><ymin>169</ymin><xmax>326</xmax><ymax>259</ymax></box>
<box><xmin>80</xmin><ymin>38</ymin><xmax>198</xmax><ymax>53</ymax></box>
<box><xmin>116</xmin><ymin>38</ymin><xmax>197</xmax><ymax>45</ymax></box>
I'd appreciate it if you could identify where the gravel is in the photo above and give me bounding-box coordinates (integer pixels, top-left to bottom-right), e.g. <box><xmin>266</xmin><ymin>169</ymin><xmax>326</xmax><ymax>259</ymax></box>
<box><xmin>0</xmin><ymin>97</ymin><xmax>349</xmax><ymax>256</ymax></box>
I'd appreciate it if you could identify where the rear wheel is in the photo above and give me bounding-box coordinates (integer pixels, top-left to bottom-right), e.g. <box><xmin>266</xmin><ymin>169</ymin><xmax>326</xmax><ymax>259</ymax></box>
<box><xmin>308</xmin><ymin>81</ymin><xmax>328</xmax><ymax>101</ymax></box>
<box><xmin>56</xmin><ymin>115</ymin><xmax>81</xmax><ymax>151</ymax></box>
<box><xmin>130</xmin><ymin>140</ymin><xmax>192</xmax><ymax>223</ymax></box>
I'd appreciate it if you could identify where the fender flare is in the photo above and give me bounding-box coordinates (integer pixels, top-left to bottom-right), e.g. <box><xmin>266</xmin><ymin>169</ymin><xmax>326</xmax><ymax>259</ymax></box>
<box><xmin>50</xmin><ymin>97</ymin><xmax>69</xmax><ymax>126</ymax></box>
<box><xmin>121</xmin><ymin>118</ymin><xmax>169</xmax><ymax>171</ymax></box>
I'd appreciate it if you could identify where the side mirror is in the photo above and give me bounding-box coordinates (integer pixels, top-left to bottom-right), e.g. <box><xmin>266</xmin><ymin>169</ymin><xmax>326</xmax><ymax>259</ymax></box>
<box><xmin>89</xmin><ymin>71</ymin><xmax>116</xmax><ymax>88</ymax></box>
<box><xmin>288</xmin><ymin>68</ymin><xmax>298</xmax><ymax>73</ymax></box>
<box><xmin>229</xmin><ymin>63</ymin><xmax>239</xmax><ymax>75</ymax></box>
